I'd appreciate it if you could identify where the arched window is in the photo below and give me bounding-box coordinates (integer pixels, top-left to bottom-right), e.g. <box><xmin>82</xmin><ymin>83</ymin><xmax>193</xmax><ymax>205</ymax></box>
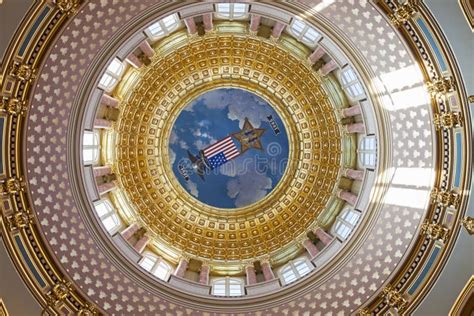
<box><xmin>289</xmin><ymin>18</ymin><xmax>320</xmax><ymax>46</ymax></box>
<box><xmin>94</xmin><ymin>200</ymin><xmax>121</xmax><ymax>234</ymax></box>
<box><xmin>98</xmin><ymin>58</ymin><xmax>125</xmax><ymax>92</ymax></box>
<box><xmin>279</xmin><ymin>258</ymin><xmax>313</xmax><ymax>286</ymax></box>
<box><xmin>332</xmin><ymin>208</ymin><xmax>361</xmax><ymax>240</ymax></box>
<box><xmin>212</xmin><ymin>277</ymin><xmax>244</xmax><ymax>296</ymax></box>
<box><xmin>215</xmin><ymin>3</ymin><xmax>249</xmax><ymax>19</ymax></box>
<box><xmin>358</xmin><ymin>136</ymin><xmax>377</xmax><ymax>168</ymax></box>
<box><xmin>139</xmin><ymin>253</ymin><xmax>172</xmax><ymax>281</ymax></box>
<box><xmin>146</xmin><ymin>14</ymin><xmax>180</xmax><ymax>40</ymax></box>
<box><xmin>83</xmin><ymin>131</ymin><xmax>100</xmax><ymax>165</ymax></box>
<box><xmin>340</xmin><ymin>67</ymin><xmax>365</xmax><ymax>99</ymax></box>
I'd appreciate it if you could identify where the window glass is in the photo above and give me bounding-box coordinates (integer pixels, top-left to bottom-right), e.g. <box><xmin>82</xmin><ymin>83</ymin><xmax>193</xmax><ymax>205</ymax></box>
<box><xmin>280</xmin><ymin>258</ymin><xmax>314</xmax><ymax>286</ymax></box>
<box><xmin>294</xmin><ymin>259</ymin><xmax>311</xmax><ymax>276</ymax></box>
<box><xmin>216</xmin><ymin>3</ymin><xmax>248</xmax><ymax>19</ymax></box>
<box><xmin>153</xmin><ymin>261</ymin><xmax>171</xmax><ymax>281</ymax></box>
<box><xmin>102</xmin><ymin>213</ymin><xmax>120</xmax><ymax>232</ymax></box>
<box><xmin>289</xmin><ymin>19</ymin><xmax>320</xmax><ymax>46</ymax></box>
<box><xmin>212</xmin><ymin>278</ymin><xmax>243</xmax><ymax>296</ymax></box>
<box><xmin>281</xmin><ymin>266</ymin><xmax>298</xmax><ymax>284</ymax></box>
<box><xmin>333</xmin><ymin>208</ymin><xmax>361</xmax><ymax>240</ymax></box>
<box><xmin>340</xmin><ymin>67</ymin><xmax>365</xmax><ymax>99</ymax></box>
<box><xmin>140</xmin><ymin>256</ymin><xmax>157</xmax><ymax>271</ymax></box>
<box><xmin>94</xmin><ymin>200</ymin><xmax>112</xmax><ymax>218</ymax></box>
<box><xmin>83</xmin><ymin>131</ymin><xmax>100</xmax><ymax>164</ymax></box>
<box><xmin>99</xmin><ymin>58</ymin><xmax>124</xmax><ymax>91</ymax></box>
<box><xmin>212</xmin><ymin>280</ymin><xmax>227</xmax><ymax>296</ymax></box>
<box><xmin>94</xmin><ymin>200</ymin><xmax>120</xmax><ymax>233</ymax></box>
<box><xmin>146</xmin><ymin>14</ymin><xmax>179</xmax><ymax>39</ymax></box>
<box><xmin>359</xmin><ymin>136</ymin><xmax>377</xmax><ymax>168</ymax></box>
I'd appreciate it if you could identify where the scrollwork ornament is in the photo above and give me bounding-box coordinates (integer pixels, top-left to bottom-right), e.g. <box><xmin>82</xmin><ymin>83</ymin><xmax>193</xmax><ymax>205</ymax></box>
<box><xmin>427</xmin><ymin>76</ymin><xmax>455</xmax><ymax>99</ymax></box>
<box><xmin>389</xmin><ymin>0</ymin><xmax>420</xmax><ymax>27</ymax></box>
<box><xmin>382</xmin><ymin>285</ymin><xmax>408</xmax><ymax>312</ymax></box>
<box><xmin>461</xmin><ymin>217</ymin><xmax>474</xmax><ymax>235</ymax></box>
<box><xmin>1</xmin><ymin>97</ymin><xmax>28</xmax><ymax>116</ymax></box>
<box><xmin>0</xmin><ymin>177</ymin><xmax>26</xmax><ymax>195</ymax></box>
<box><xmin>55</xmin><ymin>0</ymin><xmax>82</xmax><ymax>15</ymax></box>
<box><xmin>6</xmin><ymin>210</ymin><xmax>33</xmax><ymax>232</ymax></box>
<box><xmin>9</xmin><ymin>62</ymin><xmax>35</xmax><ymax>83</ymax></box>
<box><xmin>430</xmin><ymin>188</ymin><xmax>460</xmax><ymax>208</ymax></box>
<box><xmin>421</xmin><ymin>220</ymin><xmax>449</xmax><ymax>242</ymax></box>
<box><xmin>357</xmin><ymin>308</ymin><xmax>371</xmax><ymax>316</ymax></box>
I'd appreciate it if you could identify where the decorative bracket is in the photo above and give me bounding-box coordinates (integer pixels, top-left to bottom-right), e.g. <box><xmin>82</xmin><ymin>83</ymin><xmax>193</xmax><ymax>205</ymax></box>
<box><xmin>55</xmin><ymin>0</ymin><xmax>82</xmax><ymax>15</ymax></box>
<box><xmin>382</xmin><ymin>285</ymin><xmax>408</xmax><ymax>312</ymax></box>
<box><xmin>433</xmin><ymin>112</ymin><xmax>463</xmax><ymax>130</ymax></box>
<box><xmin>9</xmin><ymin>62</ymin><xmax>36</xmax><ymax>83</ymax></box>
<box><xmin>427</xmin><ymin>76</ymin><xmax>455</xmax><ymax>98</ymax></box>
<box><xmin>421</xmin><ymin>220</ymin><xmax>449</xmax><ymax>242</ymax></box>
<box><xmin>0</xmin><ymin>177</ymin><xmax>26</xmax><ymax>195</ymax></box>
<box><xmin>389</xmin><ymin>0</ymin><xmax>420</xmax><ymax>27</ymax></box>
<box><xmin>1</xmin><ymin>97</ymin><xmax>28</xmax><ymax>116</ymax></box>
<box><xmin>461</xmin><ymin>217</ymin><xmax>474</xmax><ymax>235</ymax></box>
<box><xmin>6</xmin><ymin>209</ymin><xmax>34</xmax><ymax>232</ymax></box>
<box><xmin>430</xmin><ymin>188</ymin><xmax>460</xmax><ymax>208</ymax></box>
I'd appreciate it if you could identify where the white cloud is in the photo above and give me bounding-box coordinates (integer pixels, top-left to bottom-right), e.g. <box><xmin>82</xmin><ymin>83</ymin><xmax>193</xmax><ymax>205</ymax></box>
<box><xmin>194</xmin><ymin>137</ymin><xmax>217</xmax><ymax>151</ymax></box>
<box><xmin>186</xmin><ymin>180</ymin><xmax>199</xmax><ymax>198</ymax></box>
<box><xmin>199</xmin><ymin>89</ymin><xmax>271</xmax><ymax>128</ymax></box>
<box><xmin>170</xmin><ymin>130</ymin><xmax>179</xmax><ymax>145</ymax></box>
<box><xmin>226</xmin><ymin>169</ymin><xmax>272</xmax><ymax>207</ymax></box>
<box><xmin>169</xmin><ymin>148</ymin><xmax>176</xmax><ymax>165</ymax></box>
<box><xmin>179</xmin><ymin>140</ymin><xmax>189</xmax><ymax>150</ymax></box>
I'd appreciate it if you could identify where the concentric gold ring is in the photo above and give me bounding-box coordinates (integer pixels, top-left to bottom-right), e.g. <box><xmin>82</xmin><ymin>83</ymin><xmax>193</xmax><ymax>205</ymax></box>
<box><xmin>115</xmin><ymin>32</ymin><xmax>342</xmax><ymax>263</ymax></box>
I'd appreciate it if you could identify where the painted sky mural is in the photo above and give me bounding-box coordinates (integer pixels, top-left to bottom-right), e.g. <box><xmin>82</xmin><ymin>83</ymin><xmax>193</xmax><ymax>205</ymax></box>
<box><xmin>169</xmin><ymin>88</ymin><xmax>289</xmax><ymax>209</ymax></box>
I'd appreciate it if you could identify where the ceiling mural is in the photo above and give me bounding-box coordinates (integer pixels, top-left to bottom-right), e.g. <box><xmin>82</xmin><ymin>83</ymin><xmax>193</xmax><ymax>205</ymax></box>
<box><xmin>170</xmin><ymin>88</ymin><xmax>290</xmax><ymax>208</ymax></box>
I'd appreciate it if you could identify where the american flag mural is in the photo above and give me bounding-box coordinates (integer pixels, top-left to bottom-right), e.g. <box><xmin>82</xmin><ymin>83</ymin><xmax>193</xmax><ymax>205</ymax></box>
<box><xmin>203</xmin><ymin>136</ymin><xmax>240</xmax><ymax>169</ymax></box>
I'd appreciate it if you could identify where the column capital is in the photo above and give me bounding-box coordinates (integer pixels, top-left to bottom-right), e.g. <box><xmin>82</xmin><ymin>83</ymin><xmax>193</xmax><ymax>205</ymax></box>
<box><xmin>259</xmin><ymin>256</ymin><xmax>272</xmax><ymax>266</ymax></box>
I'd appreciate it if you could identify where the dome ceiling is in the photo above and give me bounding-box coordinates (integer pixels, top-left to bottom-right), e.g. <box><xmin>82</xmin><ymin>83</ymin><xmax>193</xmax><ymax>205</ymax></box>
<box><xmin>0</xmin><ymin>0</ymin><xmax>471</xmax><ymax>315</ymax></box>
<box><xmin>114</xmin><ymin>32</ymin><xmax>342</xmax><ymax>264</ymax></box>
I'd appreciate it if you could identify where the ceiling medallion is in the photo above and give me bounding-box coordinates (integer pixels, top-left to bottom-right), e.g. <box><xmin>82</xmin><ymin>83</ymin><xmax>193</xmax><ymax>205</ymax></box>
<box><xmin>170</xmin><ymin>87</ymin><xmax>290</xmax><ymax>209</ymax></box>
<box><xmin>115</xmin><ymin>33</ymin><xmax>342</xmax><ymax>264</ymax></box>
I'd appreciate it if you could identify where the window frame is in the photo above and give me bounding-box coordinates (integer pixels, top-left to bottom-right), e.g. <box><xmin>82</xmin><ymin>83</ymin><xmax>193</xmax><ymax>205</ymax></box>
<box><xmin>98</xmin><ymin>58</ymin><xmax>125</xmax><ymax>92</ymax></box>
<box><xmin>211</xmin><ymin>277</ymin><xmax>244</xmax><ymax>297</ymax></box>
<box><xmin>288</xmin><ymin>18</ymin><xmax>321</xmax><ymax>46</ymax></box>
<box><xmin>83</xmin><ymin>130</ymin><xmax>100</xmax><ymax>165</ymax></box>
<box><xmin>358</xmin><ymin>135</ymin><xmax>377</xmax><ymax>168</ymax></box>
<box><xmin>145</xmin><ymin>13</ymin><xmax>180</xmax><ymax>41</ymax></box>
<box><xmin>94</xmin><ymin>199</ymin><xmax>121</xmax><ymax>234</ymax></box>
<box><xmin>340</xmin><ymin>67</ymin><xmax>365</xmax><ymax>100</ymax></box>
<box><xmin>215</xmin><ymin>3</ymin><xmax>249</xmax><ymax>20</ymax></box>
<box><xmin>279</xmin><ymin>258</ymin><xmax>313</xmax><ymax>286</ymax></box>
<box><xmin>139</xmin><ymin>252</ymin><xmax>173</xmax><ymax>281</ymax></box>
<box><xmin>332</xmin><ymin>208</ymin><xmax>361</xmax><ymax>240</ymax></box>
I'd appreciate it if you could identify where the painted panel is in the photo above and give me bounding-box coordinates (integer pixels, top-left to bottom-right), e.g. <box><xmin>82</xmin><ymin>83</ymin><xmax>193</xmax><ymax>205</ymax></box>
<box><xmin>18</xmin><ymin>6</ymin><xmax>51</xmax><ymax>57</ymax></box>
<box><xmin>416</xmin><ymin>18</ymin><xmax>448</xmax><ymax>72</ymax></box>
<box><xmin>14</xmin><ymin>235</ymin><xmax>47</xmax><ymax>288</ymax></box>
<box><xmin>408</xmin><ymin>245</ymin><xmax>441</xmax><ymax>295</ymax></box>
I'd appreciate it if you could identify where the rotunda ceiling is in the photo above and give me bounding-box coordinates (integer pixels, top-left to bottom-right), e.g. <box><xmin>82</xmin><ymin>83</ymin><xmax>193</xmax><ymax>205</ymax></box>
<box><xmin>0</xmin><ymin>0</ymin><xmax>471</xmax><ymax>315</ymax></box>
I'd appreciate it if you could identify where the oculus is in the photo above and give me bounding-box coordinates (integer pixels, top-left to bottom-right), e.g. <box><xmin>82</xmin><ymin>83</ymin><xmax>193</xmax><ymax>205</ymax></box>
<box><xmin>169</xmin><ymin>88</ymin><xmax>290</xmax><ymax>208</ymax></box>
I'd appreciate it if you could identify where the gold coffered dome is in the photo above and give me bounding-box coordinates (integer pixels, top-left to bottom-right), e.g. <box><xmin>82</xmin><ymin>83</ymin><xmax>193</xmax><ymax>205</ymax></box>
<box><xmin>114</xmin><ymin>30</ymin><xmax>343</xmax><ymax>264</ymax></box>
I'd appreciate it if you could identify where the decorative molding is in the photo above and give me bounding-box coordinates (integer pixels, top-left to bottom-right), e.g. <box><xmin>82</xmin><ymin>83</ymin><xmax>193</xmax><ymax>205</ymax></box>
<box><xmin>449</xmin><ymin>275</ymin><xmax>474</xmax><ymax>315</ymax></box>
<box><xmin>427</xmin><ymin>76</ymin><xmax>455</xmax><ymax>98</ymax></box>
<box><xmin>389</xmin><ymin>0</ymin><xmax>420</xmax><ymax>27</ymax></box>
<box><xmin>382</xmin><ymin>285</ymin><xmax>408</xmax><ymax>313</ymax></box>
<box><xmin>458</xmin><ymin>0</ymin><xmax>474</xmax><ymax>31</ymax></box>
<box><xmin>54</xmin><ymin>0</ymin><xmax>82</xmax><ymax>15</ymax></box>
<box><xmin>0</xmin><ymin>298</ymin><xmax>8</xmax><ymax>316</ymax></box>
<box><xmin>421</xmin><ymin>221</ymin><xmax>449</xmax><ymax>242</ymax></box>
<box><xmin>430</xmin><ymin>188</ymin><xmax>460</xmax><ymax>208</ymax></box>
<box><xmin>461</xmin><ymin>217</ymin><xmax>474</xmax><ymax>235</ymax></box>
<box><xmin>433</xmin><ymin>112</ymin><xmax>463</xmax><ymax>130</ymax></box>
